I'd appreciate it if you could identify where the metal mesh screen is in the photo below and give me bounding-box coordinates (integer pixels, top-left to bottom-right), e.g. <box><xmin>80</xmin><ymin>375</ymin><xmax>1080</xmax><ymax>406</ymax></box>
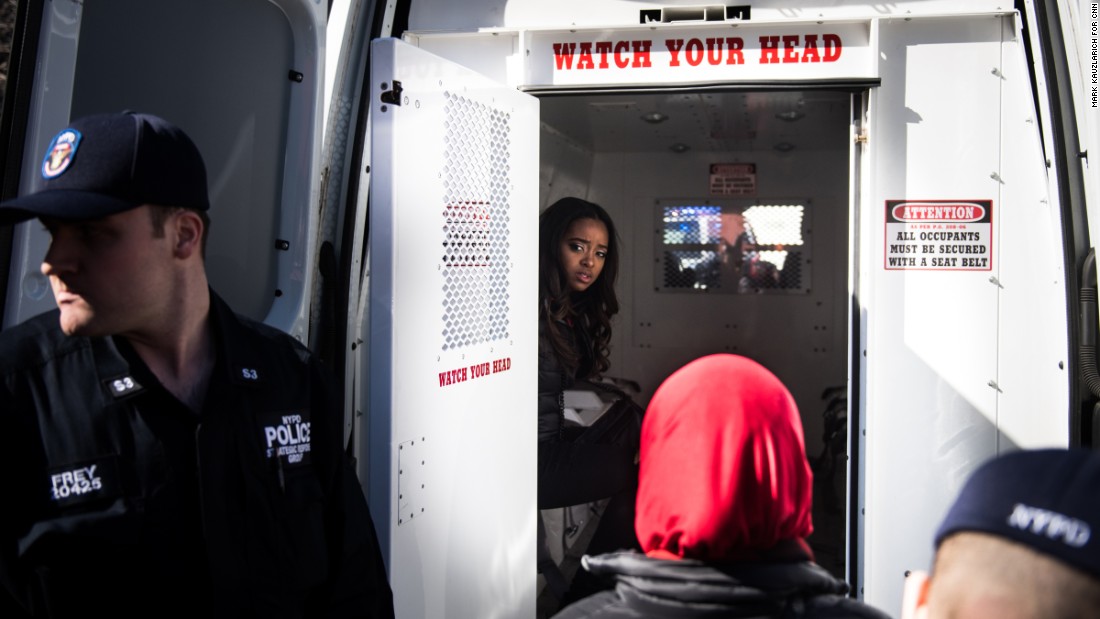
<box><xmin>663</xmin><ymin>250</ymin><xmax>722</xmax><ymax>289</ymax></box>
<box><xmin>662</xmin><ymin>205</ymin><xmax>722</xmax><ymax>244</ymax></box>
<box><xmin>658</xmin><ymin>202</ymin><xmax>808</xmax><ymax>293</ymax></box>
<box><xmin>441</xmin><ymin>92</ymin><xmax>512</xmax><ymax>350</ymax></box>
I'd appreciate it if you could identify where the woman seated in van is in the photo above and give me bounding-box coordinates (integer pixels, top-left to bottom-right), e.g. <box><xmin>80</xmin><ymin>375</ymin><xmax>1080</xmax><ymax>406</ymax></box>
<box><xmin>538</xmin><ymin>197</ymin><xmax>641</xmax><ymax>595</ymax></box>
<box><xmin>553</xmin><ymin>354</ymin><xmax>891</xmax><ymax>619</ymax></box>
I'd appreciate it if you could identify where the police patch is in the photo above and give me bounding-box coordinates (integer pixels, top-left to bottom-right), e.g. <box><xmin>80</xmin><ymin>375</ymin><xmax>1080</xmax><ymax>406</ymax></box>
<box><xmin>41</xmin><ymin>129</ymin><xmax>82</xmax><ymax>179</ymax></box>
<box><xmin>259</xmin><ymin>410</ymin><xmax>312</xmax><ymax>468</ymax></box>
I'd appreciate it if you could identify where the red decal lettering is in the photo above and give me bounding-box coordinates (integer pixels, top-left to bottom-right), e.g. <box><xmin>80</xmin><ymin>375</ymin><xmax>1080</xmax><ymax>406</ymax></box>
<box><xmin>631</xmin><ymin>40</ymin><xmax>652</xmax><ymax>67</ymax></box>
<box><xmin>665</xmin><ymin>39</ymin><xmax>684</xmax><ymax>66</ymax></box>
<box><xmin>726</xmin><ymin>37</ymin><xmax>744</xmax><ymax>64</ymax></box>
<box><xmin>706</xmin><ymin>38</ymin><xmax>724</xmax><ymax>65</ymax></box>
<box><xmin>470</xmin><ymin>362</ymin><xmax>490</xmax><ymax>379</ymax></box>
<box><xmin>801</xmin><ymin>34</ymin><xmax>821</xmax><ymax>62</ymax></box>
<box><xmin>553</xmin><ymin>42</ymin><xmax>577</xmax><ymax>70</ymax></box>
<box><xmin>594</xmin><ymin>41</ymin><xmax>612</xmax><ymax>68</ymax></box>
<box><xmin>782</xmin><ymin>35</ymin><xmax>800</xmax><ymax>63</ymax></box>
<box><xmin>685</xmin><ymin>38</ymin><xmax>704</xmax><ymax>66</ymax></box>
<box><xmin>613</xmin><ymin>40</ymin><xmax>631</xmax><ymax>68</ymax></box>
<box><xmin>577</xmin><ymin>42</ymin><xmax>595</xmax><ymax>70</ymax></box>
<box><xmin>438</xmin><ymin>367</ymin><xmax>469</xmax><ymax>387</ymax></box>
<box><xmin>759</xmin><ymin>35</ymin><xmax>780</xmax><ymax>63</ymax></box>
<box><xmin>823</xmin><ymin>34</ymin><xmax>842</xmax><ymax>61</ymax></box>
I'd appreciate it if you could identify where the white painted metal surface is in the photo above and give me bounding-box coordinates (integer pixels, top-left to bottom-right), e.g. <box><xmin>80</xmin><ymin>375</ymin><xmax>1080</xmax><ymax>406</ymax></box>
<box><xmin>863</xmin><ymin>16</ymin><xmax>1004</xmax><ymax>613</ymax></box>
<box><xmin>995</xmin><ymin>16</ymin><xmax>1070</xmax><ymax>451</ymax></box>
<box><xmin>367</xmin><ymin>38</ymin><xmax>539</xmax><ymax>619</ymax></box>
<box><xmin>861</xmin><ymin>14</ymin><xmax>1068</xmax><ymax>616</ymax></box>
<box><xmin>524</xmin><ymin>23</ymin><xmax>874</xmax><ymax>88</ymax></box>
<box><xmin>408</xmin><ymin>21</ymin><xmax>877</xmax><ymax>90</ymax></box>
<box><xmin>408</xmin><ymin>0</ymin><xmax>1008</xmax><ymax>32</ymax></box>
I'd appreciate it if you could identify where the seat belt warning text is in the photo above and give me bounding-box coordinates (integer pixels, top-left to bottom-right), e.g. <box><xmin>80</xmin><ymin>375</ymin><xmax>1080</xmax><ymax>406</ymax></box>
<box><xmin>884</xmin><ymin>200</ymin><xmax>993</xmax><ymax>271</ymax></box>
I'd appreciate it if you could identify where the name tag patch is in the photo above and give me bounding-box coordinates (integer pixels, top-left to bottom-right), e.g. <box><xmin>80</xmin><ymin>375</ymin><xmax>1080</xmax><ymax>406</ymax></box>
<box><xmin>48</xmin><ymin>456</ymin><xmax>120</xmax><ymax>508</ymax></box>
<box><xmin>261</xmin><ymin>411</ymin><xmax>312</xmax><ymax>467</ymax></box>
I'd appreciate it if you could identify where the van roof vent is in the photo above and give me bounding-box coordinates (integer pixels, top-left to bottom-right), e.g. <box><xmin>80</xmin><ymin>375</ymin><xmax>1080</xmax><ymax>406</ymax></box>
<box><xmin>639</xmin><ymin>5</ymin><xmax>750</xmax><ymax>24</ymax></box>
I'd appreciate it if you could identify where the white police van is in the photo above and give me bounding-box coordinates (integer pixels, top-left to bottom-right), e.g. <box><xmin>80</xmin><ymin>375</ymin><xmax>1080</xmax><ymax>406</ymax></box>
<box><xmin>0</xmin><ymin>0</ymin><xmax>1097</xmax><ymax>616</ymax></box>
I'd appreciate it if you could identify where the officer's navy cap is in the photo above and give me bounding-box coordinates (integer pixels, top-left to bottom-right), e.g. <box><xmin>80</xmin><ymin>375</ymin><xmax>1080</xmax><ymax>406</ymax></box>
<box><xmin>0</xmin><ymin>111</ymin><xmax>209</xmax><ymax>224</ymax></box>
<box><xmin>934</xmin><ymin>448</ymin><xmax>1100</xmax><ymax>579</ymax></box>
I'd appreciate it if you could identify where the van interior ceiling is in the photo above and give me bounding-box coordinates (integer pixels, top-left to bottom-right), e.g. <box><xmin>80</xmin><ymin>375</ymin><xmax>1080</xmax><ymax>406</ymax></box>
<box><xmin>537</xmin><ymin>88</ymin><xmax>855</xmax><ymax>576</ymax></box>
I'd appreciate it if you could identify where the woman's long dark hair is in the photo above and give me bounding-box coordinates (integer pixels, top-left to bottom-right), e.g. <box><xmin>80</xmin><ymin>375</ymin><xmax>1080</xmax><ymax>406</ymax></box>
<box><xmin>539</xmin><ymin>197</ymin><xmax>620</xmax><ymax>379</ymax></box>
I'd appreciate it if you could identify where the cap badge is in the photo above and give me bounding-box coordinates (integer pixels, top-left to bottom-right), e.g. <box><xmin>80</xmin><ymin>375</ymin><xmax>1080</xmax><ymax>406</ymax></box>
<box><xmin>41</xmin><ymin>129</ymin><xmax>82</xmax><ymax>179</ymax></box>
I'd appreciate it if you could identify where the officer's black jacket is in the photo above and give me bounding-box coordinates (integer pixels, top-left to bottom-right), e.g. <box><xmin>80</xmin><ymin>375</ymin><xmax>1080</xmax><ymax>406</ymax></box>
<box><xmin>0</xmin><ymin>291</ymin><xmax>394</xmax><ymax>618</ymax></box>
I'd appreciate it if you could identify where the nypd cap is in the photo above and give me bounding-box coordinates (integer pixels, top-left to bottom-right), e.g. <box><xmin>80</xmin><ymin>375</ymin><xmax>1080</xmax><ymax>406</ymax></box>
<box><xmin>0</xmin><ymin>111</ymin><xmax>209</xmax><ymax>225</ymax></box>
<box><xmin>934</xmin><ymin>448</ymin><xmax>1100</xmax><ymax>579</ymax></box>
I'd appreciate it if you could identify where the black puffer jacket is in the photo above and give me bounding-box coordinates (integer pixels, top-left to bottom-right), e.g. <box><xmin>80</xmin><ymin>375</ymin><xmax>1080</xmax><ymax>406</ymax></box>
<box><xmin>538</xmin><ymin>315</ymin><xmax>601</xmax><ymax>443</ymax></box>
<box><xmin>537</xmin><ymin>319</ymin><xmax>573</xmax><ymax>442</ymax></box>
<box><xmin>553</xmin><ymin>552</ymin><xmax>892</xmax><ymax>619</ymax></box>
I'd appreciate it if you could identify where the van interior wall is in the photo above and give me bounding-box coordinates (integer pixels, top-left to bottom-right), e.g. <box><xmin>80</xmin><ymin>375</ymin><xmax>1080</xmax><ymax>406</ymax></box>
<box><xmin>539</xmin><ymin>111</ymin><xmax>849</xmax><ymax>456</ymax></box>
<box><xmin>539</xmin><ymin>93</ymin><xmax>851</xmax><ymax>573</ymax></box>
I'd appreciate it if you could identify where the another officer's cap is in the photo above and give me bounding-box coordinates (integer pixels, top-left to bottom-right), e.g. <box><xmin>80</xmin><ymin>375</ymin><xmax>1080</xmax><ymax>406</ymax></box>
<box><xmin>934</xmin><ymin>448</ymin><xmax>1100</xmax><ymax>579</ymax></box>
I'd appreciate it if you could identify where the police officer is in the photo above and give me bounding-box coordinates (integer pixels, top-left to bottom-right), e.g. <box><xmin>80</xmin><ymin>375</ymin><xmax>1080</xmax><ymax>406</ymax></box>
<box><xmin>0</xmin><ymin>112</ymin><xmax>394</xmax><ymax>617</ymax></box>
<box><xmin>901</xmin><ymin>449</ymin><xmax>1100</xmax><ymax>618</ymax></box>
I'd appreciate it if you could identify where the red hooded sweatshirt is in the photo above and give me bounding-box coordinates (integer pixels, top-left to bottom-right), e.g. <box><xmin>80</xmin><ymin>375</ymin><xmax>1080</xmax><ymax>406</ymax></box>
<box><xmin>635</xmin><ymin>354</ymin><xmax>814</xmax><ymax>562</ymax></box>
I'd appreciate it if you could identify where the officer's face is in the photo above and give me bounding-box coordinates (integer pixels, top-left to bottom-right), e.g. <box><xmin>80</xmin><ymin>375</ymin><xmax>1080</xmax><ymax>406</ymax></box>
<box><xmin>41</xmin><ymin>206</ymin><xmax>175</xmax><ymax>337</ymax></box>
<box><xmin>558</xmin><ymin>217</ymin><xmax>609</xmax><ymax>293</ymax></box>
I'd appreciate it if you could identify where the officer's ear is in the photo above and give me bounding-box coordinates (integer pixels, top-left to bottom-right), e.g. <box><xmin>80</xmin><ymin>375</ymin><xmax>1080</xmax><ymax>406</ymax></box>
<box><xmin>173</xmin><ymin>209</ymin><xmax>205</xmax><ymax>261</ymax></box>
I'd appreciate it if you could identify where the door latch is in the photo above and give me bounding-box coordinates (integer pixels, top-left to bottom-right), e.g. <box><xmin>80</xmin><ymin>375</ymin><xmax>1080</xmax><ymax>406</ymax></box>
<box><xmin>381</xmin><ymin>80</ymin><xmax>403</xmax><ymax>106</ymax></box>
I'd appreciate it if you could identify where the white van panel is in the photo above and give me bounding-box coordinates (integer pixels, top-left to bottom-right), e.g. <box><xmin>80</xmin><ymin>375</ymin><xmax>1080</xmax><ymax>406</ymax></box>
<box><xmin>996</xmin><ymin>16</ymin><xmax>1070</xmax><ymax>449</ymax></box>
<box><xmin>861</xmin><ymin>14</ymin><xmax>1069</xmax><ymax>615</ymax></box>
<box><xmin>367</xmin><ymin>38</ymin><xmax>539</xmax><ymax>619</ymax></box>
<box><xmin>408</xmin><ymin>0</ymin><xmax>1007</xmax><ymax>32</ymax></box>
<box><xmin>863</xmin><ymin>16</ymin><xmax>1003</xmax><ymax>614</ymax></box>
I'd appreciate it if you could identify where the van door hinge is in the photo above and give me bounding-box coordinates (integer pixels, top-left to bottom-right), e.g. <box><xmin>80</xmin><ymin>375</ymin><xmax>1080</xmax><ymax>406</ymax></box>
<box><xmin>381</xmin><ymin>80</ymin><xmax>403</xmax><ymax>106</ymax></box>
<box><xmin>855</xmin><ymin>131</ymin><xmax>868</xmax><ymax>144</ymax></box>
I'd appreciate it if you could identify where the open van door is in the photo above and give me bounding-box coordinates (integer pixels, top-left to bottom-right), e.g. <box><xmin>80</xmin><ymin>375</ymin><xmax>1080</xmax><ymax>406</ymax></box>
<box><xmin>364</xmin><ymin>37</ymin><xmax>539</xmax><ymax>618</ymax></box>
<box><xmin>0</xmin><ymin>0</ymin><xmax>326</xmax><ymax>340</ymax></box>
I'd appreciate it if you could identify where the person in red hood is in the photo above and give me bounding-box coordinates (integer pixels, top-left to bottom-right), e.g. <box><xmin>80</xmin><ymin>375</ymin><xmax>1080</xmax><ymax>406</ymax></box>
<box><xmin>554</xmin><ymin>354</ymin><xmax>890</xmax><ymax>618</ymax></box>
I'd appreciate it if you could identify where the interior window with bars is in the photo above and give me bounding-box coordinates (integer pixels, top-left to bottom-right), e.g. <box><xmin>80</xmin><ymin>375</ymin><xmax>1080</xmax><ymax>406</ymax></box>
<box><xmin>657</xmin><ymin>200</ymin><xmax>808</xmax><ymax>293</ymax></box>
